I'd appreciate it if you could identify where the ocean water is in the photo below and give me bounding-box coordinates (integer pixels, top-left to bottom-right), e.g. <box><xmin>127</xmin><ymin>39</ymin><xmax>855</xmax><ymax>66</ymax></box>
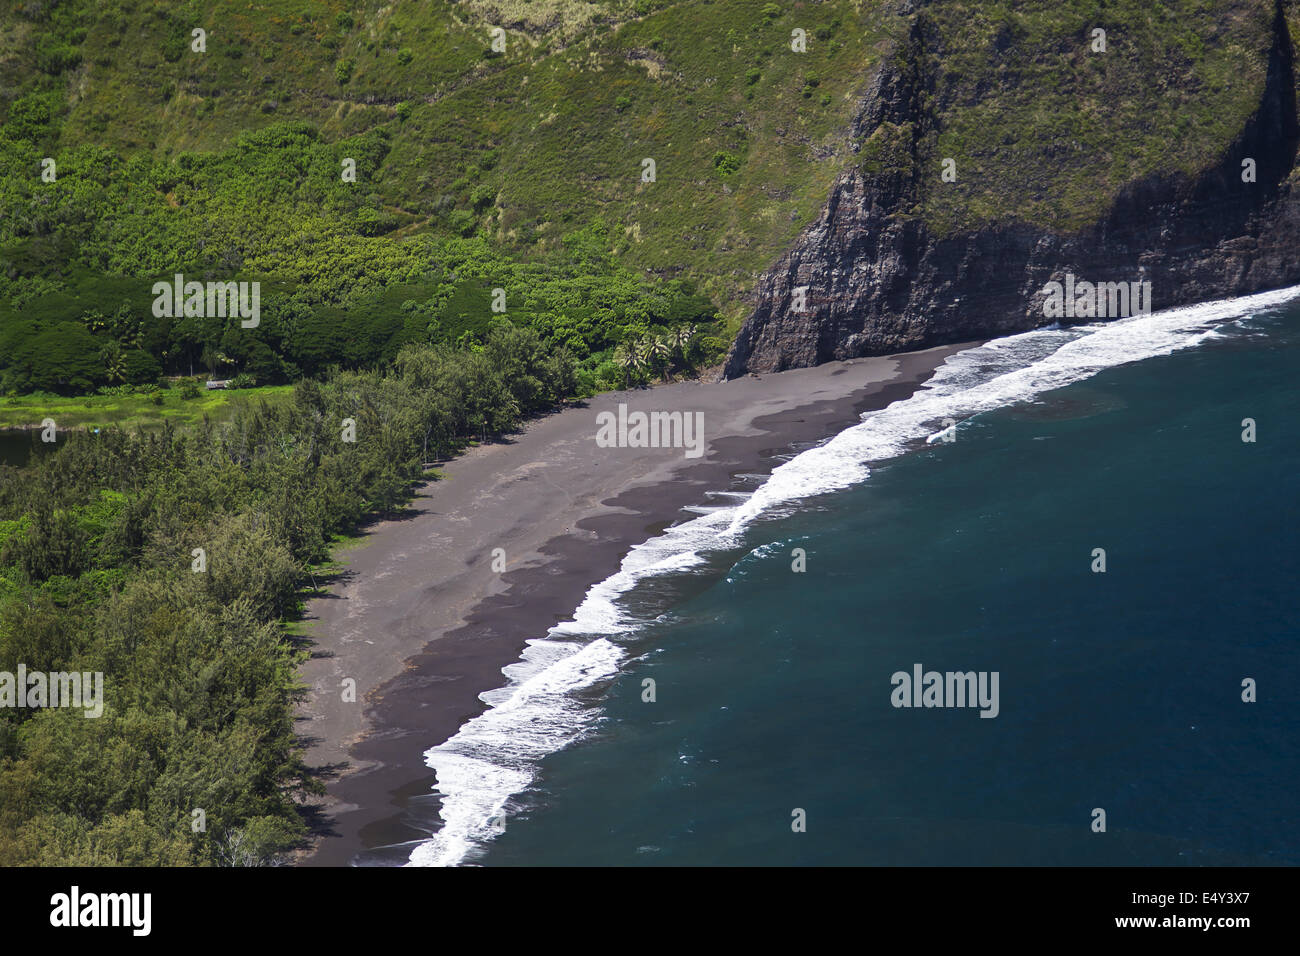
<box><xmin>404</xmin><ymin>288</ymin><xmax>1300</xmax><ymax>867</ymax></box>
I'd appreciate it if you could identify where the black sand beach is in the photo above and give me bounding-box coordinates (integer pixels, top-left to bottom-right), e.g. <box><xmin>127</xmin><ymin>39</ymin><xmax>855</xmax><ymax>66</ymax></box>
<box><xmin>296</xmin><ymin>344</ymin><xmax>975</xmax><ymax>865</ymax></box>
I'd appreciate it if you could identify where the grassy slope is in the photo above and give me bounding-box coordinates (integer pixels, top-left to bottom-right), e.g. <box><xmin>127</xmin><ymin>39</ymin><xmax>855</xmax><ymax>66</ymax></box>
<box><xmin>26</xmin><ymin>0</ymin><xmax>890</xmax><ymax>334</ymax></box>
<box><xmin>891</xmin><ymin>1</ymin><xmax>1276</xmax><ymax>235</ymax></box>
<box><xmin>1</xmin><ymin>2</ymin><xmax>1286</xmax><ymax>329</ymax></box>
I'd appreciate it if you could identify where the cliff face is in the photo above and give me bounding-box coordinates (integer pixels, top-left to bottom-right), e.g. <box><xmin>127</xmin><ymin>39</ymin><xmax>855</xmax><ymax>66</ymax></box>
<box><xmin>725</xmin><ymin>2</ymin><xmax>1300</xmax><ymax>377</ymax></box>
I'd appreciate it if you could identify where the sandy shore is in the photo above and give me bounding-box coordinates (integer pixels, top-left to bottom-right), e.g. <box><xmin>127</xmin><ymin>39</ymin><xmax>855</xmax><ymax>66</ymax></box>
<box><xmin>295</xmin><ymin>343</ymin><xmax>975</xmax><ymax>865</ymax></box>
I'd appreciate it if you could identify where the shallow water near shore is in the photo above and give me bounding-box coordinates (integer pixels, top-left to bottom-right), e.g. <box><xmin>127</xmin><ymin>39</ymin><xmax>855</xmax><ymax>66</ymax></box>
<box><xmin>400</xmin><ymin>288</ymin><xmax>1300</xmax><ymax>866</ymax></box>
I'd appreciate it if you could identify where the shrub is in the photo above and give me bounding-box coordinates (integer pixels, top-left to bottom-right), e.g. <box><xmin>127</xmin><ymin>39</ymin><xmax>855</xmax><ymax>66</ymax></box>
<box><xmin>712</xmin><ymin>150</ymin><xmax>742</xmax><ymax>176</ymax></box>
<box><xmin>448</xmin><ymin>209</ymin><xmax>477</xmax><ymax>237</ymax></box>
<box><xmin>695</xmin><ymin>335</ymin><xmax>727</xmax><ymax>364</ymax></box>
<box><xmin>35</xmin><ymin>43</ymin><xmax>81</xmax><ymax>75</ymax></box>
<box><xmin>594</xmin><ymin>359</ymin><xmax>622</xmax><ymax>392</ymax></box>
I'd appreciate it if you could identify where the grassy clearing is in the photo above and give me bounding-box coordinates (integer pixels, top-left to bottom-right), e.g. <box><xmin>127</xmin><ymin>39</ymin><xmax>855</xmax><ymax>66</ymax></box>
<box><xmin>0</xmin><ymin>384</ymin><xmax>293</xmax><ymax>430</ymax></box>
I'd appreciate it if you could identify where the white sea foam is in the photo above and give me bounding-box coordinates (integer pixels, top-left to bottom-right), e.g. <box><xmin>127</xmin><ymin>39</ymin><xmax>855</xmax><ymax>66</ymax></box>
<box><xmin>407</xmin><ymin>284</ymin><xmax>1300</xmax><ymax>867</ymax></box>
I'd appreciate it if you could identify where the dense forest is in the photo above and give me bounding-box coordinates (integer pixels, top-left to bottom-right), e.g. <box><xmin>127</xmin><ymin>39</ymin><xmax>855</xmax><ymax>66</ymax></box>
<box><xmin>0</xmin><ymin>329</ymin><xmax>600</xmax><ymax>865</ymax></box>
<box><xmin>0</xmin><ymin>115</ymin><xmax>724</xmax><ymax>395</ymax></box>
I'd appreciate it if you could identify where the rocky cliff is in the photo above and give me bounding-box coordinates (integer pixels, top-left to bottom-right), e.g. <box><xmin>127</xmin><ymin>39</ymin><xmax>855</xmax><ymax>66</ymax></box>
<box><xmin>725</xmin><ymin>0</ymin><xmax>1300</xmax><ymax>377</ymax></box>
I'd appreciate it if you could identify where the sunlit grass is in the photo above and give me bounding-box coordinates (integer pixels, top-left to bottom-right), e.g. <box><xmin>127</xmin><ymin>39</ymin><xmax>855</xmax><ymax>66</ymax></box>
<box><xmin>0</xmin><ymin>384</ymin><xmax>294</xmax><ymax>431</ymax></box>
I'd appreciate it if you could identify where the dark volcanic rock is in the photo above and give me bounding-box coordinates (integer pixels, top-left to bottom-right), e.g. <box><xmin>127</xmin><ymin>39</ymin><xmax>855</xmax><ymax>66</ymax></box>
<box><xmin>725</xmin><ymin>4</ymin><xmax>1300</xmax><ymax>377</ymax></box>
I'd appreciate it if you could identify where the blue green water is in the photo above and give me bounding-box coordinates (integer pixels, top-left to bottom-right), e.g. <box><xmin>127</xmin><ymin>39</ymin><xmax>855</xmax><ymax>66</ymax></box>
<box><xmin>409</xmin><ymin>293</ymin><xmax>1299</xmax><ymax>867</ymax></box>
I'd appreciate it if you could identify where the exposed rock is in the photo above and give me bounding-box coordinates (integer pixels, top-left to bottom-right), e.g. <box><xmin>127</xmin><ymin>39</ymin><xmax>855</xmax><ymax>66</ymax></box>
<box><xmin>725</xmin><ymin>2</ymin><xmax>1300</xmax><ymax>377</ymax></box>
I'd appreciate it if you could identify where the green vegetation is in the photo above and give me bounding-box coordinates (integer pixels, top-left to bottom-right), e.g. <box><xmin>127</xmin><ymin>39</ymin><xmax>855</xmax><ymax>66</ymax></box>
<box><xmin>0</xmin><ymin>0</ymin><xmax>886</xmax><ymax>347</ymax></box>
<box><xmin>0</xmin><ymin>0</ymin><xmax>1286</xmax><ymax>866</ymax></box>
<box><xmin>0</xmin><ymin>166</ymin><xmax>723</xmax><ymax>394</ymax></box>
<box><xmin>0</xmin><ymin>332</ymin><xmax>583</xmax><ymax>865</ymax></box>
<box><xmin>905</xmin><ymin>1</ymin><xmax>1274</xmax><ymax>235</ymax></box>
<box><xmin>0</xmin><ymin>384</ymin><xmax>293</xmax><ymax>432</ymax></box>
<box><xmin>0</xmin><ymin>0</ymin><xmax>1278</xmax><ymax>320</ymax></box>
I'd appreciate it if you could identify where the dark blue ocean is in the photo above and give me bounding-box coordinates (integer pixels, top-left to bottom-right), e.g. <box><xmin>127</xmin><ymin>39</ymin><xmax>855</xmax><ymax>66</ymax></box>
<box><xmin>409</xmin><ymin>291</ymin><xmax>1299</xmax><ymax>866</ymax></box>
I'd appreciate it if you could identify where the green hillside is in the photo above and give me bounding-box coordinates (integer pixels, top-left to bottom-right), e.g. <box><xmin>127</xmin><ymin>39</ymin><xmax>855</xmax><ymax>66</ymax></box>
<box><xmin>1</xmin><ymin>0</ymin><xmax>891</xmax><ymax>399</ymax></box>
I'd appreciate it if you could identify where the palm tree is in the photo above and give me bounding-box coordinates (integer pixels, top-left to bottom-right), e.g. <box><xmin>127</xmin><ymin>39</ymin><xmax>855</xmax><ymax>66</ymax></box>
<box><xmin>111</xmin><ymin>304</ymin><xmax>143</xmax><ymax>348</ymax></box>
<box><xmin>81</xmin><ymin>310</ymin><xmax>109</xmax><ymax>335</ymax></box>
<box><xmin>646</xmin><ymin>335</ymin><xmax>671</xmax><ymax>380</ymax></box>
<box><xmin>615</xmin><ymin>335</ymin><xmax>646</xmax><ymax>386</ymax></box>
<box><xmin>670</xmin><ymin>323</ymin><xmax>697</xmax><ymax>369</ymax></box>
<box><xmin>100</xmin><ymin>342</ymin><xmax>127</xmax><ymax>383</ymax></box>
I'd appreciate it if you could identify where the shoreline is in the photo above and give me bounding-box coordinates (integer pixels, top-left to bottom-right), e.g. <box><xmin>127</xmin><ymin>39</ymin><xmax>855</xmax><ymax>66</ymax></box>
<box><xmin>294</xmin><ymin>342</ymin><xmax>977</xmax><ymax>866</ymax></box>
